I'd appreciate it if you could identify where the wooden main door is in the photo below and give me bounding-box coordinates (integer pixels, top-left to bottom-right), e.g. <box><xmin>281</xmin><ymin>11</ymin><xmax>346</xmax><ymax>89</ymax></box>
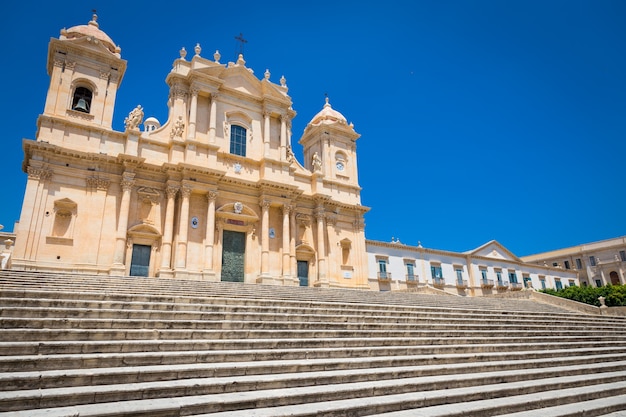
<box><xmin>130</xmin><ymin>244</ymin><xmax>151</xmax><ymax>277</ymax></box>
<box><xmin>221</xmin><ymin>230</ymin><xmax>246</xmax><ymax>282</ymax></box>
<box><xmin>297</xmin><ymin>260</ymin><xmax>309</xmax><ymax>287</ymax></box>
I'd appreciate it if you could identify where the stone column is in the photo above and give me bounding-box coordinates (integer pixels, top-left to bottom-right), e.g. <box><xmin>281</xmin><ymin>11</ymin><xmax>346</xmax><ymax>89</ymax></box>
<box><xmin>263</xmin><ymin>111</ymin><xmax>271</xmax><ymax>157</ymax></box>
<box><xmin>175</xmin><ymin>185</ymin><xmax>191</xmax><ymax>270</ymax></box>
<box><xmin>160</xmin><ymin>184</ymin><xmax>179</xmax><ymax>271</ymax></box>
<box><xmin>208</xmin><ymin>93</ymin><xmax>218</xmax><ymax>144</ymax></box>
<box><xmin>280</xmin><ymin>114</ymin><xmax>287</xmax><ymax>161</ymax></box>
<box><xmin>112</xmin><ymin>172</ymin><xmax>135</xmax><ymax>267</ymax></box>
<box><xmin>315</xmin><ymin>206</ymin><xmax>326</xmax><ymax>285</ymax></box>
<box><xmin>281</xmin><ymin>204</ymin><xmax>291</xmax><ymax>279</ymax></box>
<box><xmin>261</xmin><ymin>199</ymin><xmax>270</xmax><ymax>276</ymax></box>
<box><xmin>290</xmin><ymin>207</ymin><xmax>297</xmax><ymax>279</ymax></box>
<box><xmin>187</xmin><ymin>87</ymin><xmax>198</xmax><ymax>140</ymax></box>
<box><xmin>204</xmin><ymin>191</ymin><xmax>218</xmax><ymax>274</ymax></box>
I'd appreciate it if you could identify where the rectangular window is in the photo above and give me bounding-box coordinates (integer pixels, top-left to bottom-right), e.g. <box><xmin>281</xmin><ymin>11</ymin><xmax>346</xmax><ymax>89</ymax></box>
<box><xmin>569</xmin><ymin>280</ymin><xmax>576</xmax><ymax>287</ymax></box>
<box><xmin>496</xmin><ymin>270</ymin><xmax>503</xmax><ymax>283</ymax></box>
<box><xmin>564</xmin><ymin>260</ymin><xmax>570</xmax><ymax>269</ymax></box>
<box><xmin>455</xmin><ymin>268</ymin><xmax>463</xmax><ymax>283</ymax></box>
<box><xmin>540</xmin><ymin>278</ymin><xmax>546</xmax><ymax>289</ymax></box>
<box><xmin>575</xmin><ymin>258</ymin><xmax>582</xmax><ymax>269</ymax></box>
<box><xmin>508</xmin><ymin>271</ymin><xmax>518</xmax><ymax>284</ymax></box>
<box><xmin>406</xmin><ymin>263</ymin><xmax>415</xmax><ymax>281</ymax></box>
<box><xmin>431</xmin><ymin>265</ymin><xmax>443</xmax><ymax>279</ymax></box>
<box><xmin>589</xmin><ymin>256</ymin><xmax>596</xmax><ymax>267</ymax></box>
<box><xmin>230</xmin><ymin>125</ymin><xmax>247</xmax><ymax>156</ymax></box>
<box><xmin>523</xmin><ymin>275</ymin><xmax>532</xmax><ymax>288</ymax></box>
<box><xmin>555</xmin><ymin>279</ymin><xmax>563</xmax><ymax>290</ymax></box>
<box><xmin>620</xmin><ymin>251</ymin><xmax>626</xmax><ymax>262</ymax></box>
<box><xmin>378</xmin><ymin>259</ymin><xmax>387</xmax><ymax>279</ymax></box>
<box><xmin>595</xmin><ymin>279</ymin><xmax>602</xmax><ymax>287</ymax></box>
<box><xmin>480</xmin><ymin>268</ymin><xmax>488</xmax><ymax>281</ymax></box>
<box><xmin>552</xmin><ymin>262</ymin><xmax>558</xmax><ymax>267</ymax></box>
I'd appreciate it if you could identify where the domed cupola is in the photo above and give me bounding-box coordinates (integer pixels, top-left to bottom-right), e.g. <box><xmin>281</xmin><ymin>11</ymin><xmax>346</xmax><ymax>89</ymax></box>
<box><xmin>307</xmin><ymin>97</ymin><xmax>348</xmax><ymax>126</ymax></box>
<box><xmin>60</xmin><ymin>13</ymin><xmax>121</xmax><ymax>57</ymax></box>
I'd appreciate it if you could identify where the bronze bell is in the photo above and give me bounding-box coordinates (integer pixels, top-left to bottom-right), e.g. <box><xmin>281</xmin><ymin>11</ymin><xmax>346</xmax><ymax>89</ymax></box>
<box><xmin>73</xmin><ymin>98</ymin><xmax>89</xmax><ymax>113</ymax></box>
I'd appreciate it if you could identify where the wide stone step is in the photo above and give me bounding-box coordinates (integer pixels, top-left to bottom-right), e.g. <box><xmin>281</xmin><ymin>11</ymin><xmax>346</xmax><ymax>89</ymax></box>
<box><xmin>493</xmin><ymin>395</ymin><xmax>626</xmax><ymax>417</ymax></box>
<box><xmin>2</xmin><ymin>360</ymin><xmax>625</xmax><ymax>412</ymax></box>
<box><xmin>0</xmin><ymin>271</ymin><xmax>586</xmax><ymax>314</ymax></box>
<box><xmin>0</xmin><ymin>290</ymin><xmax>596</xmax><ymax>321</ymax></box>
<box><xmin>361</xmin><ymin>387</ymin><xmax>626</xmax><ymax>417</ymax></box>
<box><xmin>4</xmin><ymin>316</ymin><xmax>623</xmax><ymax>335</ymax></box>
<box><xmin>1</xmin><ymin>344</ymin><xmax>624</xmax><ymax>373</ymax></box>
<box><xmin>2</xmin><ymin>370</ymin><xmax>625</xmax><ymax>416</ymax></box>
<box><xmin>0</xmin><ymin>303</ymin><xmax>609</xmax><ymax>325</ymax></box>
<box><xmin>2</xmin><ymin>327</ymin><xmax>623</xmax><ymax>343</ymax></box>
<box><xmin>2</xmin><ymin>353</ymin><xmax>624</xmax><ymax>392</ymax></box>
<box><xmin>0</xmin><ymin>335</ymin><xmax>621</xmax><ymax>356</ymax></box>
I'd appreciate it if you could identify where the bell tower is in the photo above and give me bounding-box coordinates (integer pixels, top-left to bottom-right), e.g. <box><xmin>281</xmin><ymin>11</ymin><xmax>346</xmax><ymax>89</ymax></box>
<box><xmin>299</xmin><ymin>97</ymin><xmax>363</xmax><ymax>205</ymax></box>
<box><xmin>41</xmin><ymin>13</ymin><xmax>126</xmax><ymax>130</ymax></box>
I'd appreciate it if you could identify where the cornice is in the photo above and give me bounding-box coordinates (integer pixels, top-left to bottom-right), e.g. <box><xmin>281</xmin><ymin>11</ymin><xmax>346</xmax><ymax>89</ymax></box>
<box><xmin>365</xmin><ymin>239</ymin><xmax>579</xmax><ymax>275</ymax></box>
<box><xmin>47</xmin><ymin>38</ymin><xmax>126</xmax><ymax>78</ymax></box>
<box><xmin>36</xmin><ymin>115</ymin><xmax>126</xmax><ymax>141</ymax></box>
<box><xmin>521</xmin><ymin>236</ymin><xmax>626</xmax><ymax>261</ymax></box>
<box><xmin>256</xmin><ymin>179</ymin><xmax>300</xmax><ymax>196</ymax></box>
<box><xmin>322</xmin><ymin>178</ymin><xmax>362</xmax><ymax>192</ymax></box>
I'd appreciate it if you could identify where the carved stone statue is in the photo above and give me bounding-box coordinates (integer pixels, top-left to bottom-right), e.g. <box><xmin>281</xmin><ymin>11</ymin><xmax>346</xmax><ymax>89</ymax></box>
<box><xmin>170</xmin><ymin>116</ymin><xmax>185</xmax><ymax>139</ymax></box>
<box><xmin>124</xmin><ymin>105</ymin><xmax>144</xmax><ymax>131</ymax></box>
<box><xmin>312</xmin><ymin>152</ymin><xmax>322</xmax><ymax>172</ymax></box>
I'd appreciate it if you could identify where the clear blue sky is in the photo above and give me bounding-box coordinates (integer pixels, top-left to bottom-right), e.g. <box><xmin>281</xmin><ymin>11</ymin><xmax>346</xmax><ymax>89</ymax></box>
<box><xmin>3</xmin><ymin>1</ymin><xmax>625</xmax><ymax>256</ymax></box>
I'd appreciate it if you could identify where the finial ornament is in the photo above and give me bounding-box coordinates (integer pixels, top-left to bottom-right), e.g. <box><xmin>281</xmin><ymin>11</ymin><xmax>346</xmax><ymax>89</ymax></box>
<box><xmin>195</xmin><ymin>43</ymin><xmax>201</xmax><ymax>56</ymax></box>
<box><xmin>179</xmin><ymin>47</ymin><xmax>187</xmax><ymax>60</ymax></box>
<box><xmin>280</xmin><ymin>75</ymin><xmax>286</xmax><ymax>87</ymax></box>
<box><xmin>237</xmin><ymin>54</ymin><xmax>245</xmax><ymax>66</ymax></box>
<box><xmin>264</xmin><ymin>69</ymin><xmax>270</xmax><ymax>80</ymax></box>
<box><xmin>90</xmin><ymin>10</ymin><xmax>99</xmax><ymax>27</ymax></box>
<box><xmin>214</xmin><ymin>50</ymin><xmax>221</xmax><ymax>63</ymax></box>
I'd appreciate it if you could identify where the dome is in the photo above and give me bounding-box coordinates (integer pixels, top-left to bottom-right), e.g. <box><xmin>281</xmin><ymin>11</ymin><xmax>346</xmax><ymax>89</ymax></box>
<box><xmin>308</xmin><ymin>97</ymin><xmax>347</xmax><ymax>126</ymax></box>
<box><xmin>61</xmin><ymin>13</ymin><xmax>119</xmax><ymax>55</ymax></box>
<box><xmin>143</xmin><ymin>117</ymin><xmax>161</xmax><ymax>133</ymax></box>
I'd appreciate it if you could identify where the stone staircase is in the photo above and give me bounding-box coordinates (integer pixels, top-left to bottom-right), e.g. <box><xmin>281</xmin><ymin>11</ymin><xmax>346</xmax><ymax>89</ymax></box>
<box><xmin>1</xmin><ymin>269</ymin><xmax>626</xmax><ymax>416</ymax></box>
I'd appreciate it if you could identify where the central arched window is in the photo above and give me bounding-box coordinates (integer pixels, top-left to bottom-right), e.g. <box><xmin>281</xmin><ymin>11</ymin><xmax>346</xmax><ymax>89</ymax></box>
<box><xmin>230</xmin><ymin>125</ymin><xmax>247</xmax><ymax>156</ymax></box>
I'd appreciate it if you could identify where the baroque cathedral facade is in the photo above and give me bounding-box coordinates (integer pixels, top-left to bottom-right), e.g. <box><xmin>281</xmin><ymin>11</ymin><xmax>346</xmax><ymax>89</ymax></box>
<box><xmin>13</xmin><ymin>14</ymin><xmax>370</xmax><ymax>289</ymax></box>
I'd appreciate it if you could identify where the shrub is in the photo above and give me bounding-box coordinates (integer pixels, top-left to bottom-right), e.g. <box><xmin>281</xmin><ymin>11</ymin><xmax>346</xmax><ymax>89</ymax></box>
<box><xmin>539</xmin><ymin>284</ymin><xmax>626</xmax><ymax>307</ymax></box>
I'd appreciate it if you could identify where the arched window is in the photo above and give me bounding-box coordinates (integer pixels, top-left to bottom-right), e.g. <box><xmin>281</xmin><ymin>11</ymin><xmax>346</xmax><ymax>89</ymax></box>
<box><xmin>230</xmin><ymin>125</ymin><xmax>247</xmax><ymax>156</ymax></box>
<box><xmin>72</xmin><ymin>86</ymin><xmax>92</xmax><ymax>113</ymax></box>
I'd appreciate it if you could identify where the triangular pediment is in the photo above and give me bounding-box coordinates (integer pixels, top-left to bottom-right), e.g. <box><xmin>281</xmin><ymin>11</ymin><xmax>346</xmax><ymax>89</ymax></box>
<box><xmin>221</xmin><ymin>67</ymin><xmax>263</xmax><ymax>97</ymax></box>
<box><xmin>261</xmin><ymin>79</ymin><xmax>290</xmax><ymax>101</ymax></box>
<box><xmin>465</xmin><ymin>240</ymin><xmax>522</xmax><ymax>262</ymax></box>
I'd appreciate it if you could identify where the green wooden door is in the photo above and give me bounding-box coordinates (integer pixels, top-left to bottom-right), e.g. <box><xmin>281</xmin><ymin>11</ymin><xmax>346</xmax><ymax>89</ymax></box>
<box><xmin>221</xmin><ymin>230</ymin><xmax>245</xmax><ymax>282</ymax></box>
<box><xmin>130</xmin><ymin>244</ymin><xmax>151</xmax><ymax>277</ymax></box>
<box><xmin>297</xmin><ymin>260</ymin><xmax>309</xmax><ymax>287</ymax></box>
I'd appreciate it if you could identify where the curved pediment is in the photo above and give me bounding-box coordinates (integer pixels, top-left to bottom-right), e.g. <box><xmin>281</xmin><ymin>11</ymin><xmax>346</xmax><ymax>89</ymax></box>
<box><xmin>216</xmin><ymin>202</ymin><xmax>259</xmax><ymax>223</ymax></box>
<box><xmin>296</xmin><ymin>243</ymin><xmax>316</xmax><ymax>260</ymax></box>
<box><xmin>128</xmin><ymin>223</ymin><xmax>161</xmax><ymax>237</ymax></box>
